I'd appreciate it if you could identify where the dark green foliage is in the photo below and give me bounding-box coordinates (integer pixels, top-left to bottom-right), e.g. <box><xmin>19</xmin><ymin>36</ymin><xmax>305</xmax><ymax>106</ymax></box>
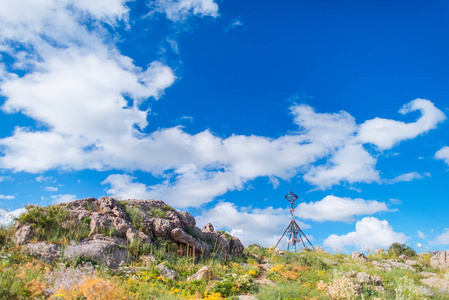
<box><xmin>128</xmin><ymin>239</ymin><xmax>151</xmax><ymax>257</ymax></box>
<box><xmin>162</xmin><ymin>205</ymin><xmax>175</xmax><ymax>212</ymax></box>
<box><xmin>98</xmin><ymin>226</ymin><xmax>120</xmax><ymax>237</ymax></box>
<box><xmin>388</xmin><ymin>242</ymin><xmax>417</xmax><ymax>258</ymax></box>
<box><xmin>17</xmin><ymin>205</ymin><xmax>90</xmax><ymax>244</ymax></box>
<box><xmin>0</xmin><ymin>226</ymin><xmax>13</xmax><ymax>248</ymax></box>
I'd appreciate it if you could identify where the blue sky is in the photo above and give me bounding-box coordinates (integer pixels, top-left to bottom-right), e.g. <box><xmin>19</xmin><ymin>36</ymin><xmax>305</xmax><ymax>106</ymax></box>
<box><xmin>1</xmin><ymin>0</ymin><xmax>449</xmax><ymax>253</ymax></box>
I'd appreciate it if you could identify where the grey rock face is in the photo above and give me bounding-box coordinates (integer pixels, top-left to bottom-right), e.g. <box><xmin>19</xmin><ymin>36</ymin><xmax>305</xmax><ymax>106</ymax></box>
<box><xmin>430</xmin><ymin>251</ymin><xmax>449</xmax><ymax>271</ymax></box>
<box><xmin>64</xmin><ymin>234</ymin><xmax>130</xmax><ymax>269</ymax></box>
<box><xmin>374</xmin><ymin>248</ymin><xmax>384</xmax><ymax>256</ymax></box>
<box><xmin>420</xmin><ymin>277</ymin><xmax>449</xmax><ymax>293</ymax></box>
<box><xmin>187</xmin><ymin>266</ymin><xmax>212</xmax><ymax>282</ymax></box>
<box><xmin>156</xmin><ymin>263</ymin><xmax>178</xmax><ymax>280</ymax></box>
<box><xmin>15</xmin><ymin>224</ymin><xmax>33</xmax><ymax>245</ymax></box>
<box><xmin>352</xmin><ymin>252</ymin><xmax>366</xmax><ymax>260</ymax></box>
<box><xmin>387</xmin><ymin>259</ymin><xmax>415</xmax><ymax>271</ymax></box>
<box><xmin>23</xmin><ymin>242</ymin><xmax>60</xmax><ymax>263</ymax></box>
<box><xmin>372</xmin><ymin>260</ymin><xmax>393</xmax><ymax>272</ymax></box>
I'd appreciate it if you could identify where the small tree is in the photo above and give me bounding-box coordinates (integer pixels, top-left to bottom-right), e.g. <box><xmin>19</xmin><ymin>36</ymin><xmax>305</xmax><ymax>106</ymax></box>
<box><xmin>388</xmin><ymin>242</ymin><xmax>416</xmax><ymax>258</ymax></box>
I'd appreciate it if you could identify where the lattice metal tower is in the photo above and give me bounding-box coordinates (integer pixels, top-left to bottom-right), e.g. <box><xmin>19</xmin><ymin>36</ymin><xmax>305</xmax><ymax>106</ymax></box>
<box><xmin>274</xmin><ymin>190</ymin><xmax>314</xmax><ymax>252</ymax></box>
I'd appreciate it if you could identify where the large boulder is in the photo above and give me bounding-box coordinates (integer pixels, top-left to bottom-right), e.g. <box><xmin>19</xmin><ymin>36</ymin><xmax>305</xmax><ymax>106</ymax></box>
<box><xmin>64</xmin><ymin>234</ymin><xmax>130</xmax><ymax>268</ymax></box>
<box><xmin>23</xmin><ymin>242</ymin><xmax>60</xmax><ymax>263</ymax></box>
<box><xmin>430</xmin><ymin>251</ymin><xmax>449</xmax><ymax>271</ymax></box>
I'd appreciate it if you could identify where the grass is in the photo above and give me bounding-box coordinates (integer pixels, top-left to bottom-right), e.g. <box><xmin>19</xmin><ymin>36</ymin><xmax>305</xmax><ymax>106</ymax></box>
<box><xmin>4</xmin><ymin>211</ymin><xmax>449</xmax><ymax>299</ymax></box>
<box><xmin>17</xmin><ymin>205</ymin><xmax>90</xmax><ymax>244</ymax></box>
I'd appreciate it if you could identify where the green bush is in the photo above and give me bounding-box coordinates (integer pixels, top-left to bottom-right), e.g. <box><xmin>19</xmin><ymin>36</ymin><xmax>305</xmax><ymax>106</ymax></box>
<box><xmin>388</xmin><ymin>242</ymin><xmax>417</xmax><ymax>258</ymax></box>
<box><xmin>124</xmin><ymin>205</ymin><xmax>146</xmax><ymax>231</ymax></box>
<box><xmin>17</xmin><ymin>205</ymin><xmax>90</xmax><ymax>243</ymax></box>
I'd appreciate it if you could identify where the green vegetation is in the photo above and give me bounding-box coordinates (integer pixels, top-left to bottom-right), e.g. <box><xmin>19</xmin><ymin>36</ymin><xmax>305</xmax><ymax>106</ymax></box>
<box><xmin>123</xmin><ymin>204</ymin><xmax>146</xmax><ymax>231</ymax></box>
<box><xmin>388</xmin><ymin>242</ymin><xmax>417</xmax><ymax>258</ymax></box>
<box><xmin>17</xmin><ymin>205</ymin><xmax>90</xmax><ymax>244</ymax></box>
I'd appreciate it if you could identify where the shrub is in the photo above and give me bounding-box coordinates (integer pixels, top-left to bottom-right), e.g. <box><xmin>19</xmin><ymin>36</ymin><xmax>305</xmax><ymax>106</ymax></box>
<box><xmin>388</xmin><ymin>243</ymin><xmax>417</xmax><ymax>258</ymax></box>
<box><xmin>124</xmin><ymin>205</ymin><xmax>146</xmax><ymax>231</ymax></box>
<box><xmin>17</xmin><ymin>205</ymin><xmax>90</xmax><ymax>243</ymax></box>
<box><xmin>148</xmin><ymin>207</ymin><xmax>167</xmax><ymax>219</ymax></box>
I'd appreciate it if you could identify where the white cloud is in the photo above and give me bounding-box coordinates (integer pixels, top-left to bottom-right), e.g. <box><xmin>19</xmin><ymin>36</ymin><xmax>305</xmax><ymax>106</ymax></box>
<box><xmin>323</xmin><ymin>217</ymin><xmax>408</xmax><ymax>251</ymax></box>
<box><xmin>304</xmin><ymin>144</ymin><xmax>380</xmax><ymax>189</ymax></box>
<box><xmin>296</xmin><ymin>195</ymin><xmax>391</xmax><ymax>222</ymax></box>
<box><xmin>152</xmin><ymin>0</ymin><xmax>219</xmax><ymax>21</ymax></box>
<box><xmin>0</xmin><ymin>194</ymin><xmax>15</xmax><ymax>200</ymax></box>
<box><xmin>0</xmin><ymin>208</ymin><xmax>26</xmax><ymax>227</ymax></box>
<box><xmin>45</xmin><ymin>186</ymin><xmax>58</xmax><ymax>192</ymax></box>
<box><xmin>36</xmin><ymin>175</ymin><xmax>56</xmax><ymax>183</ymax></box>
<box><xmin>196</xmin><ymin>201</ymin><xmax>310</xmax><ymax>247</ymax></box>
<box><xmin>417</xmin><ymin>230</ymin><xmax>426</xmax><ymax>239</ymax></box>
<box><xmin>435</xmin><ymin>146</ymin><xmax>449</xmax><ymax>166</ymax></box>
<box><xmin>226</xmin><ymin>19</ymin><xmax>244</xmax><ymax>31</ymax></box>
<box><xmin>0</xmin><ymin>176</ymin><xmax>13</xmax><ymax>182</ymax></box>
<box><xmin>434</xmin><ymin>228</ymin><xmax>449</xmax><ymax>245</ymax></box>
<box><xmin>384</xmin><ymin>172</ymin><xmax>428</xmax><ymax>184</ymax></box>
<box><xmin>51</xmin><ymin>194</ymin><xmax>77</xmax><ymax>204</ymax></box>
<box><xmin>358</xmin><ymin>99</ymin><xmax>446</xmax><ymax>150</ymax></box>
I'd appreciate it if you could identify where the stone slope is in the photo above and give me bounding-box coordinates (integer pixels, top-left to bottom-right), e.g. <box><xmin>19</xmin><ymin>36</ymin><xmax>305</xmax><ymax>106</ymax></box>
<box><xmin>14</xmin><ymin>196</ymin><xmax>244</xmax><ymax>268</ymax></box>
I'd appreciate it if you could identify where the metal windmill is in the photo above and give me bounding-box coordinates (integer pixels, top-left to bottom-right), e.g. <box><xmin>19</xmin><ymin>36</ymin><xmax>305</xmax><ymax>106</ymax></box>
<box><xmin>274</xmin><ymin>190</ymin><xmax>314</xmax><ymax>252</ymax></box>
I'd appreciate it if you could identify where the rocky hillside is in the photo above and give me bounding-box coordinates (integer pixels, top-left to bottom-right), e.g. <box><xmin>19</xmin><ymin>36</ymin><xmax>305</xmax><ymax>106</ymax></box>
<box><xmin>14</xmin><ymin>197</ymin><xmax>244</xmax><ymax>268</ymax></box>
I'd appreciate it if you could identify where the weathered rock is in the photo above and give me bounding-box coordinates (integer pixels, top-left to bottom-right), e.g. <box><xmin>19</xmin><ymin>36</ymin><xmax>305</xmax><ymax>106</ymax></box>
<box><xmin>15</xmin><ymin>224</ymin><xmax>33</xmax><ymax>245</ymax></box>
<box><xmin>420</xmin><ymin>277</ymin><xmax>449</xmax><ymax>293</ymax></box>
<box><xmin>356</xmin><ymin>272</ymin><xmax>371</xmax><ymax>284</ymax></box>
<box><xmin>430</xmin><ymin>251</ymin><xmax>449</xmax><ymax>271</ymax></box>
<box><xmin>345</xmin><ymin>270</ymin><xmax>357</xmax><ymax>278</ymax></box>
<box><xmin>399</xmin><ymin>254</ymin><xmax>409</xmax><ymax>260</ymax></box>
<box><xmin>64</xmin><ymin>234</ymin><xmax>130</xmax><ymax>269</ymax></box>
<box><xmin>23</xmin><ymin>242</ymin><xmax>60</xmax><ymax>263</ymax></box>
<box><xmin>372</xmin><ymin>260</ymin><xmax>393</xmax><ymax>272</ymax></box>
<box><xmin>140</xmin><ymin>254</ymin><xmax>157</xmax><ymax>266</ymax></box>
<box><xmin>315</xmin><ymin>246</ymin><xmax>329</xmax><ymax>254</ymax></box>
<box><xmin>405</xmin><ymin>259</ymin><xmax>418</xmax><ymax>266</ymax></box>
<box><xmin>230</xmin><ymin>237</ymin><xmax>244</xmax><ymax>256</ymax></box>
<box><xmin>374</xmin><ymin>248</ymin><xmax>384</xmax><ymax>256</ymax></box>
<box><xmin>187</xmin><ymin>266</ymin><xmax>212</xmax><ymax>282</ymax></box>
<box><xmin>387</xmin><ymin>259</ymin><xmax>415</xmax><ymax>271</ymax></box>
<box><xmin>14</xmin><ymin>197</ymin><xmax>245</xmax><ymax>263</ymax></box>
<box><xmin>352</xmin><ymin>252</ymin><xmax>366</xmax><ymax>260</ymax></box>
<box><xmin>418</xmin><ymin>271</ymin><xmax>438</xmax><ymax>278</ymax></box>
<box><xmin>156</xmin><ymin>263</ymin><xmax>177</xmax><ymax>280</ymax></box>
<box><xmin>322</xmin><ymin>257</ymin><xmax>338</xmax><ymax>265</ymax></box>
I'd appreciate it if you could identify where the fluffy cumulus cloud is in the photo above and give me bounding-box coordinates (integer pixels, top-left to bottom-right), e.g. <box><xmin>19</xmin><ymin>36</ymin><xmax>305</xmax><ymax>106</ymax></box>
<box><xmin>296</xmin><ymin>195</ymin><xmax>391</xmax><ymax>222</ymax></box>
<box><xmin>151</xmin><ymin>0</ymin><xmax>219</xmax><ymax>21</ymax></box>
<box><xmin>357</xmin><ymin>99</ymin><xmax>446</xmax><ymax>150</ymax></box>
<box><xmin>434</xmin><ymin>228</ymin><xmax>449</xmax><ymax>245</ymax></box>
<box><xmin>323</xmin><ymin>217</ymin><xmax>408</xmax><ymax>251</ymax></box>
<box><xmin>0</xmin><ymin>194</ymin><xmax>15</xmax><ymax>200</ymax></box>
<box><xmin>435</xmin><ymin>146</ymin><xmax>449</xmax><ymax>166</ymax></box>
<box><xmin>0</xmin><ymin>208</ymin><xmax>26</xmax><ymax>226</ymax></box>
<box><xmin>51</xmin><ymin>194</ymin><xmax>77</xmax><ymax>204</ymax></box>
<box><xmin>196</xmin><ymin>201</ymin><xmax>310</xmax><ymax>247</ymax></box>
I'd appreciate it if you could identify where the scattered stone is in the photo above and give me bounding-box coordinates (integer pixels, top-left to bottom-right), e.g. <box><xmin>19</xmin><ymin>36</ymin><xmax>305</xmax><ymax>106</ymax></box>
<box><xmin>374</xmin><ymin>248</ymin><xmax>385</xmax><ymax>256</ymax></box>
<box><xmin>238</xmin><ymin>296</ymin><xmax>257</xmax><ymax>300</ymax></box>
<box><xmin>315</xmin><ymin>246</ymin><xmax>329</xmax><ymax>254</ymax></box>
<box><xmin>430</xmin><ymin>251</ymin><xmax>449</xmax><ymax>271</ymax></box>
<box><xmin>64</xmin><ymin>234</ymin><xmax>130</xmax><ymax>269</ymax></box>
<box><xmin>352</xmin><ymin>252</ymin><xmax>366</xmax><ymax>261</ymax></box>
<box><xmin>372</xmin><ymin>260</ymin><xmax>393</xmax><ymax>272</ymax></box>
<box><xmin>418</xmin><ymin>271</ymin><xmax>438</xmax><ymax>278</ymax></box>
<box><xmin>322</xmin><ymin>257</ymin><xmax>338</xmax><ymax>265</ymax></box>
<box><xmin>387</xmin><ymin>259</ymin><xmax>415</xmax><ymax>271</ymax></box>
<box><xmin>254</xmin><ymin>276</ymin><xmax>275</xmax><ymax>286</ymax></box>
<box><xmin>356</xmin><ymin>272</ymin><xmax>371</xmax><ymax>284</ymax></box>
<box><xmin>156</xmin><ymin>263</ymin><xmax>178</xmax><ymax>280</ymax></box>
<box><xmin>420</xmin><ymin>277</ymin><xmax>449</xmax><ymax>293</ymax></box>
<box><xmin>140</xmin><ymin>254</ymin><xmax>157</xmax><ymax>266</ymax></box>
<box><xmin>345</xmin><ymin>270</ymin><xmax>357</xmax><ymax>278</ymax></box>
<box><xmin>187</xmin><ymin>266</ymin><xmax>212</xmax><ymax>282</ymax></box>
<box><xmin>23</xmin><ymin>242</ymin><xmax>60</xmax><ymax>263</ymax></box>
<box><xmin>405</xmin><ymin>259</ymin><xmax>418</xmax><ymax>266</ymax></box>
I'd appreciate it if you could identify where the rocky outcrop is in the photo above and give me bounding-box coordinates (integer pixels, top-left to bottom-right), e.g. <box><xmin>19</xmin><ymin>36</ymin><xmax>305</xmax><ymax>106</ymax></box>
<box><xmin>430</xmin><ymin>251</ymin><xmax>449</xmax><ymax>271</ymax></box>
<box><xmin>156</xmin><ymin>263</ymin><xmax>178</xmax><ymax>280</ymax></box>
<box><xmin>23</xmin><ymin>242</ymin><xmax>60</xmax><ymax>264</ymax></box>
<box><xmin>352</xmin><ymin>252</ymin><xmax>366</xmax><ymax>261</ymax></box>
<box><xmin>64</xmin><ymin>234</ymin><xmax>130</xmax><ymax>269</ymax></box>
<box><xmin>420</xmin><ymin>277</ymin><xmax>449</xmax><ymax>293</ymax></box>
<box><xmin>187</xmin><ymin>266</ymin><xmax>212</xmax><ymax>282</ymax></box>
<box><xmin>14</xmin><ymin>197</ymin><xmax>244</xmax><ymax>268</ymax></box>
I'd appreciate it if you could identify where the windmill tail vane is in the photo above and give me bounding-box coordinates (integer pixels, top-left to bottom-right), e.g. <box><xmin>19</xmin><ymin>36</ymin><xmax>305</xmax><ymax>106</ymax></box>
<box><xmin>275</xmin><ymin>190</ymin><xmax>314</xmax><ymax>252</ymax></box>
